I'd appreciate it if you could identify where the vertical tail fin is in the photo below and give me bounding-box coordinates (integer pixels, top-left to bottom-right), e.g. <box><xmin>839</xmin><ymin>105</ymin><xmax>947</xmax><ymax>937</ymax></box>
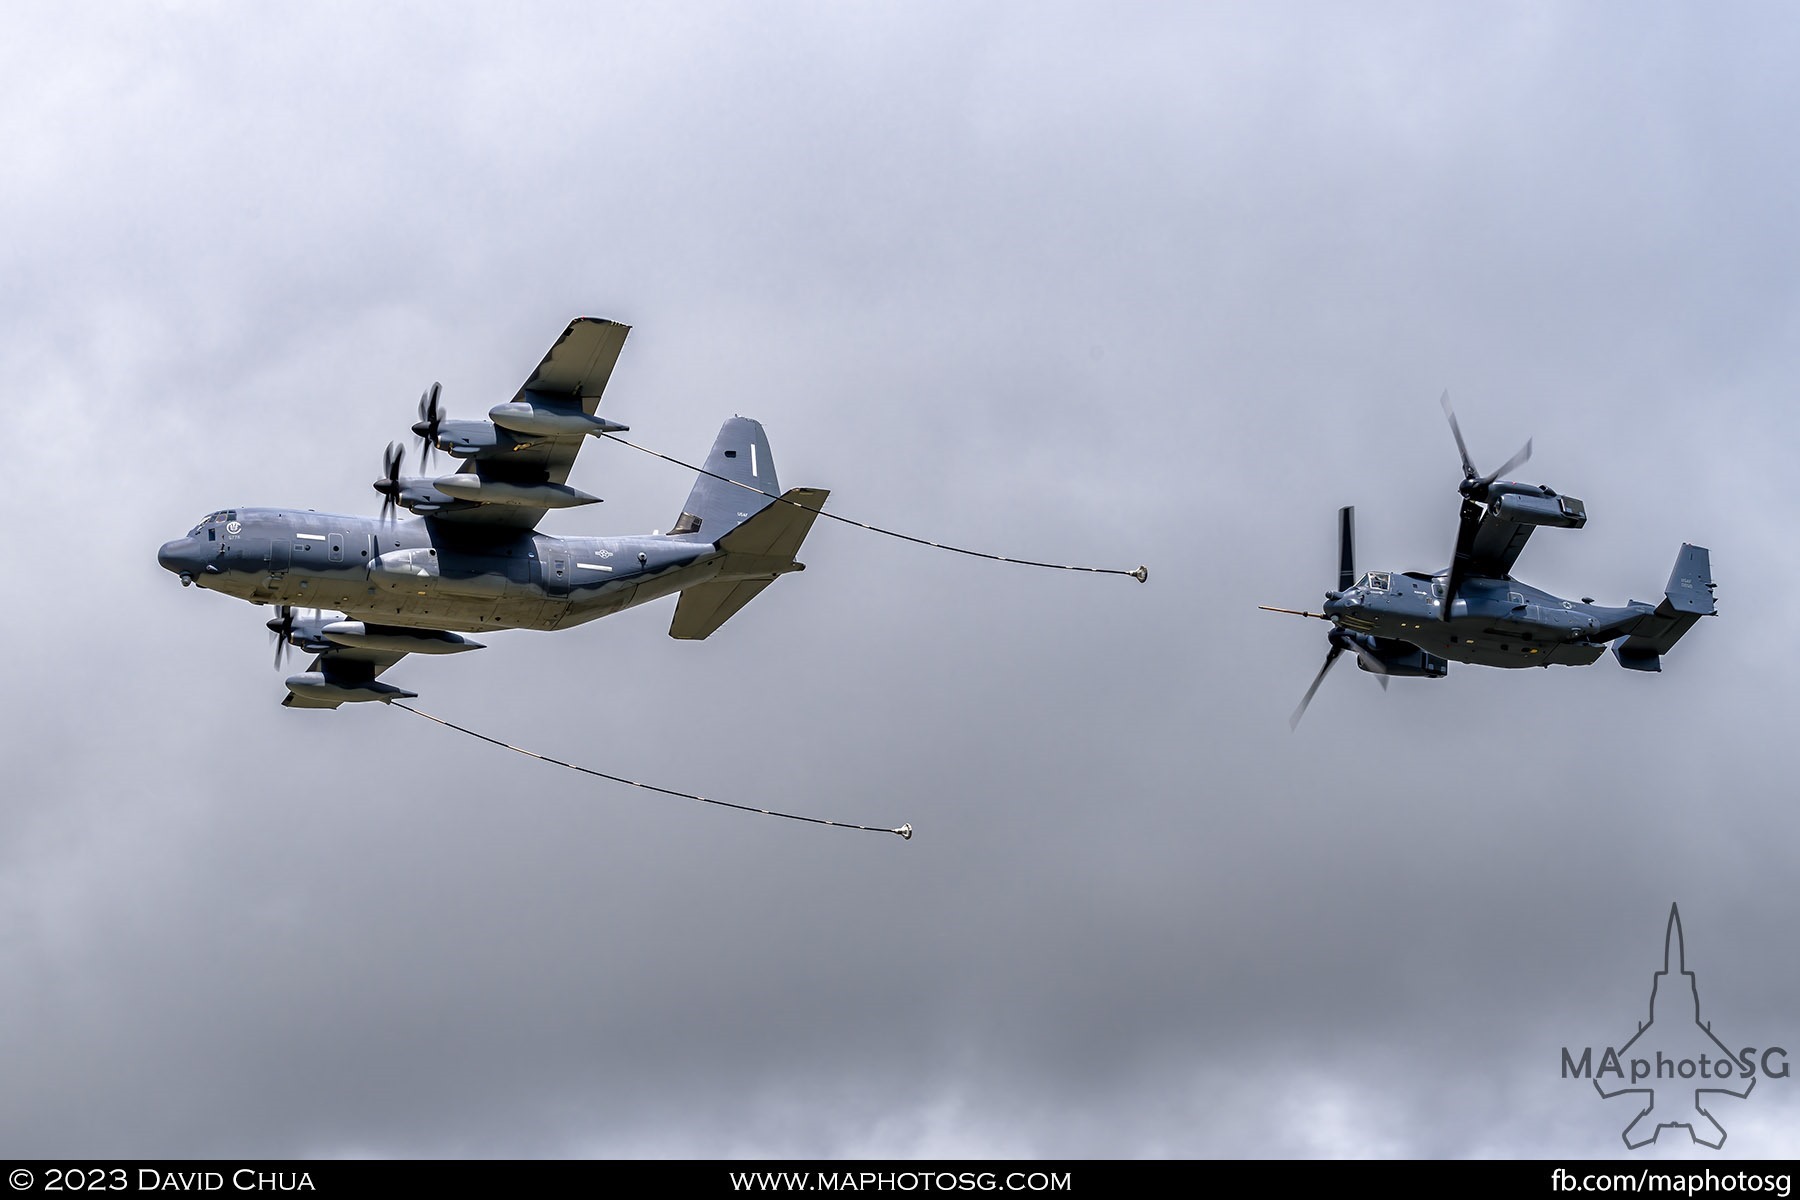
<box><xmin>1612</xmin><ymin>544</ymin><xmax>1716</xmax><ymax>671</ymax></box>
<box><xmin>669</xmin><ymin>416</ymin><xmax>778</xmax><ymax>541</ymax></box>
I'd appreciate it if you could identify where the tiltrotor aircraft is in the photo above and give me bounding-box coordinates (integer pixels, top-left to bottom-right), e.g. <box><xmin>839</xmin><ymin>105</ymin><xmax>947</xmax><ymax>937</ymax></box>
<box><xmin>1265</xmin><ymin>396</ymin><xmax>1715</xmax><ymax>728</ymax></box>
<box><xmin>158</xmin><ymin>318</ymin><xmax>827</xmax><ymax>707</ymax></box>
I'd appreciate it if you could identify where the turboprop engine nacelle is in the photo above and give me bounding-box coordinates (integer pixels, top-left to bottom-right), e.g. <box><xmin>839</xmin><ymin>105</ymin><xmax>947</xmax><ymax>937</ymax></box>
<box><xmin>1493</xmin><ymin>491</ymin><xmax>1587</xmax><ymax>529</ymax></box>
<box><xmin>432</xmin><ymin>477</ymin><xmax>600</xmax><ymax>508</ymax></box>
<box><xmin>321</xmin><ymin>622</ymin><xmax>486</xmax><ymax>655</ymax></box>
<box><xmin>489</xmin><ymin>392</ymin><xmax>630</xmax><ymax>439</ymax></box>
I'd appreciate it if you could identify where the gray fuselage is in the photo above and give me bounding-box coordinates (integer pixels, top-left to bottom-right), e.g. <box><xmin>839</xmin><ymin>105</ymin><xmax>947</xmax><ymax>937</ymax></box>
<box><xmin>1327</xmin><ymin>568</ymin><xmax>1654</xmax><ymax>668</ymax></box>
<box><xmin>157</xmin><ymin>507</ymin><xmax>722</xmax><ymax>632</ymax></box>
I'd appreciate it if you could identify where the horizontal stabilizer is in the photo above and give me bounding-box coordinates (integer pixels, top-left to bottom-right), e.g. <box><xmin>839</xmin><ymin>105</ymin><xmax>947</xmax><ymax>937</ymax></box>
<box><xmin>1613</xmin><ymin>544</ymin><xmax>1714</xmax><ymax>670</ymax></box>
<box><xmin>715</xmin><ymin>486</ymin><xmax>829</xmax><ymax>562</ymax></box>
<box><xmin>669</xmin><ymin>487</ymin><xmax>829</xmax><ymax>640</ymax></box>
<box><xmin>669</xmin><ymin>578</ymin><xmax>778</xmax><ymax>642</ymax></box>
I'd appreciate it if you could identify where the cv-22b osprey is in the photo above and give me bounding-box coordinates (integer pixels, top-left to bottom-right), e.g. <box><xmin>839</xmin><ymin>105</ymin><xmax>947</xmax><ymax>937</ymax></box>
<box><xmin>1265</xmin><ymin>397</ymin><xmax>1716</xmax><ymax>728</ymax></box>
<box><xmin>157</xmin><ymin>318</ymin><xmax>827</xmax><ymax>707</ymax></box>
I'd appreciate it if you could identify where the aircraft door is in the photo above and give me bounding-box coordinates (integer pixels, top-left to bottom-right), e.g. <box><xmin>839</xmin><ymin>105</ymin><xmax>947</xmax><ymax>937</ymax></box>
<box><xmin>268</xmin><ymin>539</ymin><xmax>290</xmax><ymax>575</ymax></box>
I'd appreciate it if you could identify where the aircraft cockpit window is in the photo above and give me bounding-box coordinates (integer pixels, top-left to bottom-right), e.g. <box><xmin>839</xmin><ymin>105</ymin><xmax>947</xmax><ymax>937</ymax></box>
<box><xmin>1368</xmin><ymin>572</ymin><xmax>1391</xmax><ymax>592</ymax></box>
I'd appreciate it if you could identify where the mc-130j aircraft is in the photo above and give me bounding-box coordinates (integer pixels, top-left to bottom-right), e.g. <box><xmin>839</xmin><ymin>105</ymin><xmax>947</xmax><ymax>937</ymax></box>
<box><xmin>158</xmin><ymin>318</ymin><xmax>827</xmax><ymax>708</ymax></box>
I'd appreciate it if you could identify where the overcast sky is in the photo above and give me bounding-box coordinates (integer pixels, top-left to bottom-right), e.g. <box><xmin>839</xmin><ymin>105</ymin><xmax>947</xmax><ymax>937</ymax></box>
<box><xmin>4</xmin><ymin>1</ymin><xmax>1798</xmax><ymax>1161</ymax></box>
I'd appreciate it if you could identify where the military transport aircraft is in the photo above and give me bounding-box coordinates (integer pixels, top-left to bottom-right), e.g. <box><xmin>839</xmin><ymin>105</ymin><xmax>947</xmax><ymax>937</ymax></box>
<box><xmin>1264</xmin><ymin>396</ymin><xmax>1715</xmax><ymax>728</ymax></box>
<box><xmin>157</xmin><ymin>318</ymin><xmax>827</xmax><ymax>708</ymax></box>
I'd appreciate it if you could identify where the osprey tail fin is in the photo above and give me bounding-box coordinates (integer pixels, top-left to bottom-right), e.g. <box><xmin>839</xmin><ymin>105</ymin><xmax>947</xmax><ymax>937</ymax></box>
<box><xmin>1612</xmin><ymin>544</ymin><xmax>1716</xmax><ymax>672</ymax></box>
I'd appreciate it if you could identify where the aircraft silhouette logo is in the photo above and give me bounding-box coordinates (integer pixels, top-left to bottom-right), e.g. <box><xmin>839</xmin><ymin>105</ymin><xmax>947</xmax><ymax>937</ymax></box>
<box><xmin>1571</xmin><ymin>905</ymin><xmax>1763</xmax><ymax>1149</ymax></box>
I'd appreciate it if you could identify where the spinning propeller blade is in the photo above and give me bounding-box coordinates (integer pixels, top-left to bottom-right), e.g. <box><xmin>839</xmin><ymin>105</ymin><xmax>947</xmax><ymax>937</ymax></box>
<box><xmin>1437</xmin><ymin>393</ymin><xmax>1531</xmax><ymax>617</ymax></box>
<box><xmin>374</xmin><ymin>442</ymin><xmax>405</xmax><ymax>524</ymax></box>
<box><xmin>1441</xmin><ymin>390</ymin><xmax>1532</xmax><ymax>496</ymax></box>
<box><xmin>412</xmin><ymin>382</ymin><xmax>445</xmax><ymax>469</ymax></box>
<box><xmin>1442</xmin><ymin>498</ymin><xmax>1482</xmax><ymax>621</ymax></box>
<box><xmin>266</xmin><ymin>604</ymin><xmax>296</xmax><ymax>669</ymax></box>
<box><xmin>1440</xmin><ymin>390</ymin><xmax>1478</xmax><ymax>483</ymax></box>
<box><xmin>1337</xmin><ymin>505</ymin><xmax>1356</xmax><ymax>593</ymax></box>
<box><xmin>1276</xmin><ymin>507</ymin><xmax>1364</xmax><ymax>728</ymax></box>
<box><xmin>1290</xmin><ymin>643</ymin><xmax>1343</xmax><ymax>731</ymax></box>
<box><xmin>1478</xmin><ymin>438</ymin><xmax>1533</xmax><ymax>490</ymax></box>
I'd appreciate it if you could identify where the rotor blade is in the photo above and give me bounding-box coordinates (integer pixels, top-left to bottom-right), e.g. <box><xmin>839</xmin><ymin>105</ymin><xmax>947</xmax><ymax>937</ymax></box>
<box><xmin>1476</xmin><ymin>438</ymin><xmax>1533</xmax><ymax>488</ymax></box>
<box><xmin>415</xmin><ymin>383</ymin><xmax>443</xmax><ymax>469</ymax></box>
<box><xmin>1440</xmin><ymin>390</ymin><xmax>1478</xmax><ymax>482</ymax></box>
<box><xmin>1338</xmin><ymin>505</ymin><xmax>1356</xmax><ymax>592</ymax></box>
<box><xmin>1289</xmin><ymin>645</ymin><xmax>1343</xmax><ymax>731</ymax></box>
<box><xmin>267</xmin><ymin>604</ymin><xmax>293</xmax><ymax>669</ymax></box>
<box><xmin>1441</xmin><ymin>497</ymin><xmax>1483</xmax><ymax>621</ymax></box>
<box><xmin>378</xmin><ymin>442</ymin><xmax>405</xmax><ymax>525</ymax></box>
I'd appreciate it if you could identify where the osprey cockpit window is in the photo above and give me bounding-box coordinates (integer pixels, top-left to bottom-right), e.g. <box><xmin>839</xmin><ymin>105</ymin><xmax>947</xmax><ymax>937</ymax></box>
<box><xmin>1368</xmin><ymin>572</ymin><xmax>1391</xmax><ymax>592</ymax></box>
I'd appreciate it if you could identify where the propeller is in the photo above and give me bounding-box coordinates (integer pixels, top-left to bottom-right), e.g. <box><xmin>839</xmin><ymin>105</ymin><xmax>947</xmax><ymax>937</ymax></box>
<box><xmin>267</xmin><ymin>604</ymin><xmax>297</xmax><ymax>669</ymax></box>
<box><xmin>1270</xmin><ymin>506</ymin><xmax>1365</xmax><ymax>730</ymax></box>
<box><xmin>411</xmin><ymin>382</ymin><xmax>445</xmax><ymax>469</ymax></box>
<box><xmin>1440</xmin><ymin>391</ymin><xmax>1531</xmax><ymax>498</ymax></box>
<box><xmin>1441</xmin><ymin>498</ymin><xmax>1483</xmax><ymax>622</ymax></box>
<box><xmin>374</xmin><ymin>442</ymin><xmax>405</xmax><ymax>524</ymax></box>
<box><xmin>1438</xmin><ymin>392</ymin><xmax>1531</xmax><ymax>619</ymax></box>
<box><xmin>1337</xmin><ymin>503</ymin><xmax>1355</xmax><ymax>593</ymax></box>
<box><xmin>1290</xmin><ymin>634</ymin><xmax>1345</xmax><ymax>730</ymax></box>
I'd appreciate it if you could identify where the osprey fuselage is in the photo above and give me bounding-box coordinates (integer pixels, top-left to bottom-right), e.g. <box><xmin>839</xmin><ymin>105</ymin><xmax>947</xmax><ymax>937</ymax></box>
<box><xmin>1324</xmin><ymin>569</ymin><xmax>1652</xmax><ymax>670</ymax></box>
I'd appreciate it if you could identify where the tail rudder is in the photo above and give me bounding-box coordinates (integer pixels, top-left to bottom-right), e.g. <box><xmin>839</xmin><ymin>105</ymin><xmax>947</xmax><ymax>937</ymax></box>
<box><xmin>670</xmin><ymin>417</ymin><xmax>778</xmax><ymax>540</ymax></box>
<box><xmin>1612</xmin><ymin>544</ymin><xmax>1715</xmax><ymax>671</ymax></box>
<box><xmin>1661</xmin><ymin>544</ymin><xmax>1716</xmax><ymax>618</ymax></box>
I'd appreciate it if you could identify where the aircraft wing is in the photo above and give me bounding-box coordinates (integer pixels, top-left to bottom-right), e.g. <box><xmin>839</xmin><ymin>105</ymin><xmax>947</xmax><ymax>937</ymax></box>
<box><xmin>1462</xmin><ymin>507</ymin><xmax>1536</xmax><ymax>580</ymax></box>
<box><xmin>428</xmin><ymin>318</ymin><xmax>631</xmax><ymax>536</ymax></box>
<box><xmin>282</xmin><ymin>644</ymin><xmax>412</xmax><ymax>709</ymax></box>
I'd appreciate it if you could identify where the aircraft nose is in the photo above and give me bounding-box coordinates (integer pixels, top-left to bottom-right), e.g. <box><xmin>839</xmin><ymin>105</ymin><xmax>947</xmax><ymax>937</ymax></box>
<box><xmin>158</xmin><ymin>537</ymin><xmax>206</xmax><ymax>582</ymax></box>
